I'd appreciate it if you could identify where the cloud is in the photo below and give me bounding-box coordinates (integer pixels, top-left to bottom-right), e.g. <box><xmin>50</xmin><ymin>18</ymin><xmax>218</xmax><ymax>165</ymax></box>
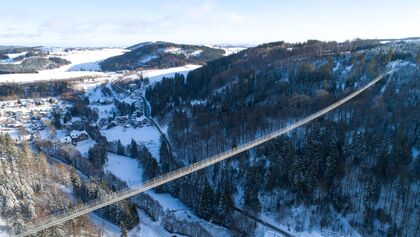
<box><xmin>228</xmin><ymin>13</ymin><xmax>243</xmax><ymax>24</ymax></box>
<box><xmin>40</xmin><ymin>16</ymin><xmax>75</xmax><ymax>31</ymax></box>
<box><xmin>0</xmin><ymin>0</ymin><xmax>250</xmax><ymax>46</ymax></box>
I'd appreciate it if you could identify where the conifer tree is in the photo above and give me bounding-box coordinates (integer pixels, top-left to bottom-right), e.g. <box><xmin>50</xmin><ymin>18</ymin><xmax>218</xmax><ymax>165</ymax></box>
<box><xmin>217</xmin><ymin>181</ymin><xmax>234</xmax><ymax>225</ymax></box>
<box><xmin>244</xmin><ymin>168</ymin><xmax>261</xmax><ymax>212</ymax></box>
<box><xmin>120</xmin><ymin>223</ymin><xmax>128</xmax><ymax>237</ymax></box>
<box><xmin>89</xmin><ymin>144</ymin><xmax>108</xmax><ymax>169</ymax></box>
<box><xmin>159</xmin><ymin>140</ymin><xmax>172</xmax><ymax>173</ymax></box>
<box><xmin>117</xmin><ymin>139</ymin><xmax>125</xmax><ymax>156</ymax></box>
<box><xmin>197</xmin><ymin>180</ymin><xmax>213</xmax><ymax>220</ymax></box>
<box><xmin>130</xmin><ymin>139</ymin><xmax>138</xmax><ymax>158</ymax></box>
<box><xmin>63</xmin><ymin>111</ymin><xmax>72</xmax><ymax>124</ymax></box>
<box><xmin>53</xmin><ymin>110</ymin><xmax>62</xmax><ymax>129</ymax></box>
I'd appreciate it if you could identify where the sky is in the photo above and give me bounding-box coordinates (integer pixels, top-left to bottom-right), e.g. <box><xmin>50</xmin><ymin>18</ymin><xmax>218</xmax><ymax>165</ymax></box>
<box><xmin>0</xmin><ymin>0</ymin><xmax>419</xmax><ymax>47</ymax></box>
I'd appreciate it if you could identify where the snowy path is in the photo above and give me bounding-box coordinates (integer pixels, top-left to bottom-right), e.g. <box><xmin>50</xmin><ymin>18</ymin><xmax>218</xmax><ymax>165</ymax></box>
<box><xmin>15</xmin><ymin>70</ymin><xmax>394</xmax><ymax>237</ymax></box>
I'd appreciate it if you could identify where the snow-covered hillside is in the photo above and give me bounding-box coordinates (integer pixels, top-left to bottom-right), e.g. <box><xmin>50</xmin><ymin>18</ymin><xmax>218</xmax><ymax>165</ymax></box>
<box><xmin>144</xmin><ymin>40</ymin><xmax>420</xmax><ymax>237</ymax></box>
<box><xmin>0</xmin><ymin>48</ymin><xmax>125</xmax><ymax>83</ymax></box>
<box><xmin>142</xmin><ymin>64</ymin><xmax>201</xmax><ymax>84</ymax></box>
<box><xmin>100</xmin><ymin>42</ymin><xmax>224</xmax><ymax>71</ymax></box>
<box><xmin>0</xmin><ymin>52</ymin><xmax>27</xmax><ymax>64</ymax></box>
<box><xmin>54</xmin><ymin>48</ymin><xmax>128</xmax><ymax>71</ymax></box>
<box><xmin>208</xmin><ymin>45</ymin><xmax>247</xmax><ymax>56</ymax></box>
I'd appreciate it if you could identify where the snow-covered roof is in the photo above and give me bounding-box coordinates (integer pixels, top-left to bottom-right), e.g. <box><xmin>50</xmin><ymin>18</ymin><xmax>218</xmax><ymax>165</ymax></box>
<box><xmin>70</xmin><ymin>130</ymin><xmax>88</xmax><ymax>139</ymax></box>
<box><xmin>136</xmin><ymin>115</ymin><xmax>148</xmax><ymax>122</ymax></box>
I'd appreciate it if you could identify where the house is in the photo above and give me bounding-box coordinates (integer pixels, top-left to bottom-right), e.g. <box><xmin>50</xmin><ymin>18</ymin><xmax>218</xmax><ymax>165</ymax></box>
<box><xmin>133</xmin><ymin>110</ymin><xmax>143</xmax><ymax>116</ymax></box>
<box><xmin>99</xmin><ymin>98</ymin><xmax>113</xmax><ymax>105</ymax></box>
<box><xmin>135</xmin><ymin>115</ymin><xmax>148</xmax><ymax>126</ymax></box>
<box><xmin>19</xmin><ymin>134</ymin><xmax>32</xmax><ymax>142</ymax></box>
<box><xmin>133</xmin><ymin>89</ymin><xmax>142</xmax><ymax>95</ymax></box>
<box><xmin>70</xmin><ymin>130</ymin><xmax>89</xmax><ymax>142</ymax></box>
<box><xmin>115</xmin><ymin>115</ymin><xmax>129</xmax><ymax>123</ymax></box>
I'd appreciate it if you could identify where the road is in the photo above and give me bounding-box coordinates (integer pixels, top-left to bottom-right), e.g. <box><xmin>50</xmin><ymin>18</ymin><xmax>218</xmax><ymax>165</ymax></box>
<box><xmin>140</xmin><ymin>95</ymin><xmax>174</xmax><ymax>155</ymax></box>
<box><xmin>113</xmin><ymin>82</ymin><xmax>177</xmax><ymax>161</ymax></box>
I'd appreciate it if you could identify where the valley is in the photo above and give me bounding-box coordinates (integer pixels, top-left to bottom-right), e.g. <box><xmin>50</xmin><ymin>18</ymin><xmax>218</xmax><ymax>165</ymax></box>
<box><xmin>0</xmin><ymin>39</ymin><xmax>419</xmax><ymax>237</ymax></box>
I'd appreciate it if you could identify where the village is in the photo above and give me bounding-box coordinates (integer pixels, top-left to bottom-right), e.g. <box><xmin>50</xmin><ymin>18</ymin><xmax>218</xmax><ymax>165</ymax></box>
<box><xmin>0</xmin><ymin>97</ymin><xmax>95</xmax><ymax>145</ymax></box>
<box><xmin>0</xmin><ymin>76</ymin><xmax>158</xmax><ymax>158</ymax></box>
<box><xmin>89</xmin><ymin>80</ymin><xmax>150</xmax><ymax>130</ymax></box>
<box><xmin>0</xmin><ymin>97</ymin><xmax>66</xmax><ymax>142</ymax></box>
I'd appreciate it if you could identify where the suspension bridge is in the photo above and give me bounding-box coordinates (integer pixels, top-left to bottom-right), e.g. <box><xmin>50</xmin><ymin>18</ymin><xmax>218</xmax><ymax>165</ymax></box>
<box><xmin>14</xmin><ymin>69</ymin><xmax>394</xmax><ymax>237</ymax></box>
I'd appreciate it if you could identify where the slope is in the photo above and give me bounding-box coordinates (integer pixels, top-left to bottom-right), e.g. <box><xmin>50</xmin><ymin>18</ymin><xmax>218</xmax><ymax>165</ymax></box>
<box><xmin>100</xmin><ymin>41</ymin><xmax>225</xmax><ymax>71</ymax></box>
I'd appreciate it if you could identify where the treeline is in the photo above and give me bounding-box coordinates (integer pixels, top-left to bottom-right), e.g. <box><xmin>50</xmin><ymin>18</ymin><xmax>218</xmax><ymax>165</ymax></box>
<box><xmin>0</xmin><ymin>80</ymin><xmax>74</xmax><ymax>101</ymax></box>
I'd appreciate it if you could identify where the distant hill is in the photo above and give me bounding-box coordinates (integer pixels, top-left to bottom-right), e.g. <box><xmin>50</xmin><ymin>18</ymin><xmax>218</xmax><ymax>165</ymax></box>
<box><xmin>0</xmin><ymin>46</ymin><xmax>70</xmax><ymax>74</ymax></box>
<box><xmin>0</xmin><ymin>57</ymin><xmax>70</xmax><ymax>74</ymax></box>
<box><xmin>100</xmin><ymin>41</ymin><xmax>226</xmax><ymax>71</ymax></box>
<box><xmin>0</xmin><ymin>46</ymin><xmax>42</xmax><ymax>54</ymax></box>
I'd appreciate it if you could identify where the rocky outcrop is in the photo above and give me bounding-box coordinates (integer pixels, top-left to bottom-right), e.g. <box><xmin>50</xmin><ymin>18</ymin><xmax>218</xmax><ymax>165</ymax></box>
<box><xmin>131</xmin><ymin>193</ymin><xmax>165</xmax><ymax>221</ymax></box>
<box><xmin>131</xmin><ymin>192</ymin><xmax>221</xmax><ymax>237</ymax></box>
<box><xmin>162</xmin><ymin>211</ymin><xmax>213</xmax><ymax>237</ymax></box>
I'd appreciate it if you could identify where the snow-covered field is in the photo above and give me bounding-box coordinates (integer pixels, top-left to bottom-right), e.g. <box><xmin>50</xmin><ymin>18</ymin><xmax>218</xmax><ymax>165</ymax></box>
<box><xmin>104</xmin><ymin>152</ymin><xmax>144</xmax><ymax>185</ymax></box>
<box><xmin>222</xmin><ymin>47</ymin><xmax>246</xmax><ymax>56</ymax></box>
<box><xmin>0</xmin><ymin>48</ymin><xmax>125</xmax><ymax>83</ymax></box>
<box><xmin>90</xmin><ymin>104</ymin><xmax>115</xmax><ymax>119</ymax></box>
<box><xmin>163</xmin><ymin>47</ymin><xmax>203</xmax><ymax>58</ymax></box>
<box><xmin>75</xmin><ymin>139</ymin><xmax>97</xmax><ymax>158</ymax></box>
<box><xmin>207</xmin><ymin>45</ymin><xmax>246</xmax><ymax>56</ymax></box>
<box><xmin>0</xmin><ymin>66</ymin><xmax>102</xmax><ymax>83</ymax></box>
<box><xmin>55</xmin><ymin>48</ymin><xmax>127</xmax><ymax>71</ymax></box>
<box><xmin>0</xmin><ymin>52</ymin><xmax>27</xmax><ymax>64</ymax></box>
<box><xmin>141</xmin><ymin>64</ymin><xmax>201</xmax><ymax>84</ymax></box>
<box><xmin>102</xmin><ymin>125</ymin><xmax>162</xmax><ymax>160</ymax></box>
